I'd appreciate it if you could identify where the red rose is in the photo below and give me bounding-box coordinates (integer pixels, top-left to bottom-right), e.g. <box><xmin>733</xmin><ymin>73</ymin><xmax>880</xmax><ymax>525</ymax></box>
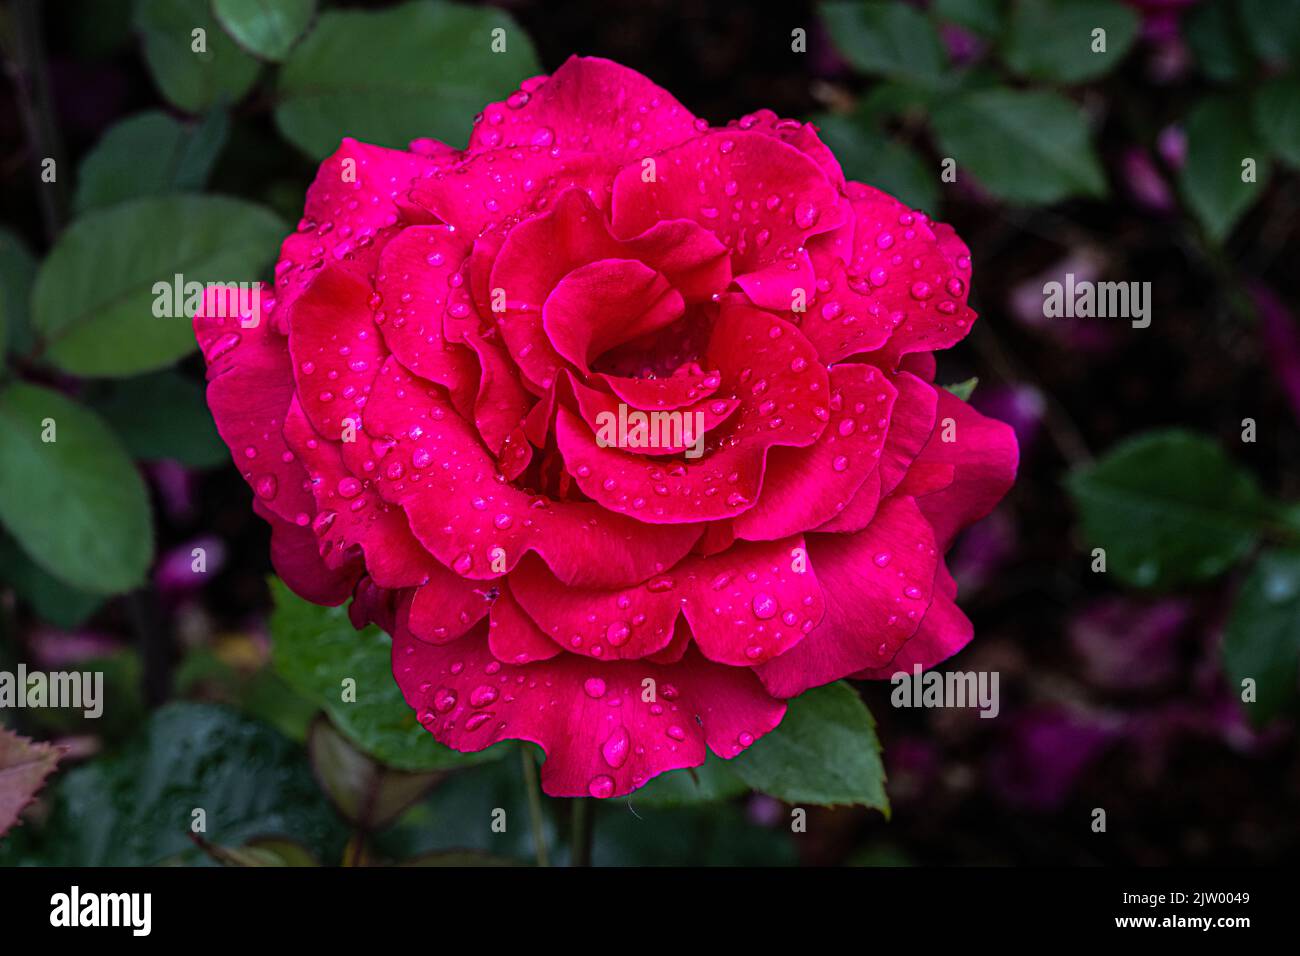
<box><xmin>195</xmin><ymin>57</ymin><xmax>1017</xmax><ymax>797</ymax></box>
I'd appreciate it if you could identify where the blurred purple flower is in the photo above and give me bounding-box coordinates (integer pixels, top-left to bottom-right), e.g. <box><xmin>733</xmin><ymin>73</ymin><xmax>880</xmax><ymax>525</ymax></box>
<box><xmin>29</xmin><ymin>628</ymin><xmax>122</xmax><ymax>669</ymax></box>
<box><xmin>1008</xmin><ymin>250</ymin><xmax>1120</xmax><ymax>351</ymax></box>
<box><xmin>745</xmin><ymin>793</ymin><xmax>785</xmax><ymax>826</ymax></box>
<box><xmin>973</xmin><ymin>385</ymin><xmax>1045</xmax><ymax>455</ymax></box>
<box><xmin>1122</xmin><ymin>148</ymin><xmax>1177</xmax><ymax>212</ymax></box>
<box><xmin>949</xmin><ymin>506</ymin><xmax>1017</xmax><ymax>595</ymax></box>
<box><xmin>1069</xmin><ymin>596</ymin><xmax>1189</xmax><ymax>692</ymax></box>
<box><xmin>1124</xmin><ymin>0</ymin><xmax>1201</xmax><ymax>41</ymax></box>
<box><xmin>154</xmin><ymin>535</ymin><xmax>226</xmax><ymax>594</ymax></box>
<box><xmin>1157</xmin><ymin>124</ymin><xmax>1187</xmax><ymax>169</ymax></box>
<box><xmin>939</xmin><ymin>24</ymin><xmax>986</xmax><ymax>65</ymax></box>
<box><xmin>1250</xmin><ymin>283</ymin><xmax>1300</xmax><ymax>424</ymax></box>
<box><xmin>986</xmin><ymin>707</ymin><xmax>1121</xmax><ymax>811</ymax></box>
<box><xmin>148</xmin><ymin>460</ymin><xmax>196</xmax><ymax>523</ymax></box>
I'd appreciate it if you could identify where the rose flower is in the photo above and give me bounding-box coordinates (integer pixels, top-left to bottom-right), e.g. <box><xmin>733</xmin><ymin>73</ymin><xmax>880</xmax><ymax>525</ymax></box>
<box><xmin>195</xmin><ymin>57</ymin><xmax>1017</xmax><ymax>797</ymax></box>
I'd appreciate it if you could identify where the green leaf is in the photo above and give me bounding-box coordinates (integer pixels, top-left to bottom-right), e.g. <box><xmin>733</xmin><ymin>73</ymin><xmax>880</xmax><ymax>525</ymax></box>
<box><xmin>32</xmin><ymin>195</ymin><xmax>284</xmax><ymax>377</ymax></box>
<box><xmin>73</xmin><ymin>109</ymin><xmax>229</xmax><ymax>213</ymax></box>
<box><xmin>933</xmin><ymin>0</ymin><xmax>1004</xmax><ymax>37</ymax></box>
<box><xmin>213</xmin><ymin>0</ymin><xmax>316</xmax><ymax>62</ymax></box>
<box><xmin>1180</xmin><ymin>96</ymin><xmax>1270</xmax><ymax>242</ymax></box>
<box><xmin>729</xmin><ymin>681</ymin><xmax>888</xmax><ymax>810</ymax></box>
<box><xmin>1253</xmin><ymin>75</ymin><xmax>1300</xmax><ymax>169</ymax></box>
<box><xmin>0</xmin><ymin>383</ymin><xmax>152</xmax><ymax>595</ymax></box>
<box><xmin>1239</xmin><ymin>0</ymin><xmax>1300</xmax><ymax>67</ymax></box>
<box><xmin>942</xmin><ymin>376</ymin><xmax>979</xmax><ymax>401</ymax></box>
<box><xmin>1066</xmin><ymin>429</ymin><xmax>1268</xmax><ymax>589</ymax></box>
<box><xmin>812</xmin><ymin>113</ymin><xmax>940</xmax><ymax>211</ymax></box>
<box><xmin>633</xmin><ymin>755</ymin><xmax>749</xmax><ymax>807</ymax></box>
<box><xmin>89</xmin><ymin>370</ymin><xmax>226</xmax><ymax>466</ymax></box>
<box><xmin>1223</xmin><ymin>549</ymin><xmax>1300</xmax><ymax>726</ymax></box>
<box><xmin>1003</xmin><ymin>0</ymin><xmax>1139</xmax><ymax>84</ymax></box>
<box><xmin>134</xmin><ymin>0</ymin><xmax>261</xmax><ymax>112</ymax></box>
<box><xmin>819</xmin><ymin>0</ymin><xmax>947</xmax><ymax>83</ymax></box>
<box><xmin>932</xmin><ymin>88</ymin><xmax>1106</xmax><ymax>203</ymax></box>
<box><xmin>1185</xmin><ymin>0</ymin><xmax>1255</xmax><ymax>82</ymax></box>
<box><xmin>33</xmin><ymin>702</ymin><xmax>347</xmax><ymax>865</ymax></box>
<box><xmin>0</xmin><ymin>533</ymin><xmax>105</xmax><ymax>628</ymax></box>
<box><xmin>269</xmin><ymin>577</ymin><xmax>505</xmax><ymax>771</ymax></box>
<box><xmin>0</xmin><ymin>226</ymin><xmax>36</xmax><ymax>359</ymax></box>
<box><xmin>275</xmin><ymin>0</ymin><xmax>540</xmax><ymax>159</ymax></box>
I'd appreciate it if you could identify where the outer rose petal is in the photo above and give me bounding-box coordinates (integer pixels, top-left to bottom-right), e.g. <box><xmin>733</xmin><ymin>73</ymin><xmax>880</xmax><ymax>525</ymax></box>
<box><xmin>273</xmin><ymin>139</ymin><xmax>444</xmax><ymax>324</ymax></box>
<box><xmin>467</xmin><ymin>56</ymin><xmax>700</xmax><ymax>159</ymax></box>
<box><xmin>913</xmin><ymin>390</ymin><xmax>1019</xmax><ymax>549</ymax></box>
<box><xmin>877</xmin><ymin>370</ymin><xmax>939</xmax><ymax>495</ymax></box>
<box><xmin>283</xmin><ymin>397</ymin><xmax>438</xmax><ymax>589</ymax></box>
<box><xmin>757</xmin><ymin>496</ymin><xmax>938</xmax><ymax>698</ymax></box>
<box><xmin>855</xmin><ymin>563</ymin><xmax>973</xmax><ymax>677</ymax></box>
<box><xmin>287</xmin><ymin>267</ymin><xmax>386</xmax><ymax>441</ymax></box>
<box><xmin>392</xmin><ymin>625</ymin><xmax>785</xmax><ymax>798</ymax></box>
<box><xmin>196</xmin><ymin>284</ymin><xmax>314</xmax><ymax>525</ymax></box>
<box><xmin>256</xmin><ymin>500</ymin><xmax>360</xmax><ymax>606</ymax></box>
<box><xmin>506</xmin><ymin>536</ymin><xmax>822</xmax><ymax>667</ymax></box>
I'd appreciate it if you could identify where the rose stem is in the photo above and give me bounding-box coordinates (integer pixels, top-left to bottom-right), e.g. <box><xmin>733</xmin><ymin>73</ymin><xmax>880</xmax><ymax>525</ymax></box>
<box><xmin>519</xmin><ymin>744</ymin><xmax>549</xmax><ymax>867</ymax></box>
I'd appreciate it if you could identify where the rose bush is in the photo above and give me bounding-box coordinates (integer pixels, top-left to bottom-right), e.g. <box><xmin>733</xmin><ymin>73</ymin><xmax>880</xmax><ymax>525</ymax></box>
<box><xmin>194</xmin><ymin>56</ymin><xmax>1017</xmax><ymax>798</ymax></box>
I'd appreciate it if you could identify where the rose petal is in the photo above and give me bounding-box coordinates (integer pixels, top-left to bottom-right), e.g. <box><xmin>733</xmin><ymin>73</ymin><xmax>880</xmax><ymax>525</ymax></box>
<box><xmin>757</xmin><ymin>496</ymin><xmax>937</xmax><ymax>697</ymax></box>
<box><xmin>392</xmin><ymin>626</ymin><xmax>784</xmax><ymax>798</ymax></box>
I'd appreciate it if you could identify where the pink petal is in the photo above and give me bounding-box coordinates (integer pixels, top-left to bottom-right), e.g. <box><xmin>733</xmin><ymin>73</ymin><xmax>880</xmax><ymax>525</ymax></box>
<box><xmin>195</xmin><ymin>283</ymin><xmax>314</xmax><ymax>525</ymax></box>
<box><xmin>281</xmin><ymin>397</ymin><xmax>437</xmax><ymax>588</ymax></box>
<box><xmin>734</xmin><ymin>363</ymin><xmax>896</xmax><ymax>540</ymax></box>
<box><xmin>542</xmin><ymin>259</ymin><xmax>684</xmax><ymax>374</ymax></box>
<box><xmin>467</xmin><ymin>56</ymin><xmax>700</xmax><ymax>160</ymax></box>
<box><xmin>272</xmin><ymin>139</ymin><xmax>442</xmax><ymax>323</ymax></box>
<box><xmin>354</xmin><ymin>357</ymin><xmax>702</xmax><ymax>587</ymax></box>
<box><xmin>611</xmin><ymin>130</ymin><xmax>846</xmax><ymax>278</ymax></box>
<box><xmin>913</xmin><ymin>390</ymin><xmax>1019</xmax><ymax>549</ymax></box>
<box><xmin>256</xmin><ymin>499</ymin><xmax>360</xmax><ymax>606</ymax></box>
<box><xmin>757</xmin><ymin>496</ymin><xmax>938</xmax><ymax>697</ymax></box>
<box><xmin>391</xmin><ymin>625</ymin><xmax>784</xmax><ymax>798</ymax></box>
<box><xmin>402</xmin><ymin>571</ymin><xmax>493</xmax><ymax>644</ymax></box>
<box><xmin>287</xmin><ymin>266</ymin><xmax>386</xmax><ymax>441</ymax></box>
<box><xmin>375</xmin><ymin>224</ymin><xmax>482</xmax><ymax>407</ymax></box>
<box><xmin>854</xmin><ymin>563</ymin><xmax>973</xmax><ymax>677</ymax></box>
<box><xmin>554</xmin><ymin>303</ymin><xmax>827</xmax><ymax>523</ymax></box>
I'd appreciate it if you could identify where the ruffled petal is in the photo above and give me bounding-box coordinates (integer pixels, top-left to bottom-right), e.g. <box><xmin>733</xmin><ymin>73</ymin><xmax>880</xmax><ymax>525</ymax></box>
<box><xmin>756</xmin><ymin>496</ymin><xmax>938</xmax><ymax>698</ymax></box>
<box><xmin>467</xmin><ymin>56</ymin><xmax>700</xmax><ymax>159</ymax></box>
<box><xmin>195</xmin><ymin>284</ymin><xmax>314</xmax><ymax>525</ymax></box>
<box><xmin>391</xmin><ymin>625</ymin><xmax>784</xmax><ymax>798</ymax></box>
<box><xmin>912</xmin><ymin>390</ymin><xmax>1019</xmax><ymax>549</ymax></box>
<box><xmin>734</xmin><ymin>363</ymin><xmax>896</xmax><ymax>540</ymax></box>
<box><xmin>354</xmin><ymin>356</ymin><xmax>702</xmax><ymax>587</ymax></box>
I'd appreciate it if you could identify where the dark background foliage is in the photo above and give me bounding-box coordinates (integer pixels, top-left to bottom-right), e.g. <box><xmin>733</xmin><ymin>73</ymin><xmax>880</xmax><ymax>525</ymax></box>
<box><xmin>1</xmin><ymin>0</ymin><xmax>1298</xmax><ymax>866</ymax></box>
